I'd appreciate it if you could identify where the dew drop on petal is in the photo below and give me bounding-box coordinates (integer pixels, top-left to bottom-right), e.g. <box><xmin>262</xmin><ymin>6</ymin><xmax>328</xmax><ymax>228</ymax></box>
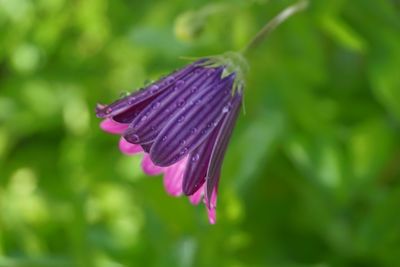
<box><xmin>191</xmin><ymin>86</ymin><xmax>198</xmax><ymax>93</ymax></box>
<box><xmin>141</xmin><ymin>115</ymin><xmax>147</xmax><ymax>122</ymax></box>
<box><xmin>191</xmin><ymin>154</ymin><xmax>200</xmax><ymax>162</ymax></box>
<box><xmin>127</xmin><ymin>96</ymin><xmax>137</xmax><ymax>105</ymax></box>
<box><xmin>206</xmin><ymin>69</ymin><xmax>215</xmax><ymax>76</ymax></box>
<box><xmin>222</xmin><ymin>103</ymin><xmax>232</xmax><ymax>113</ymax></box>
<box><xmin>162</xmin><ymin>135</ymin><xmax>168</xmax><ymax>142</ymax></box>
<box><xmin>176</xmin><ymin>80</ymin><xmax>185</xmax><ymax>87</ymax></box>
<box><xmin>179</xmin><ymin>139</ymin><xmax>187</xmax><ymax>146</ymax></box>
<box><xmin>105</xmin><ymin>107</ymin><xmax>112</xmax><ymax>114</ymax></box>
<box><xmin>177</xmin><ymin>115</ymin><xmax>185</xmax><ymax>123</ymax></box>
<box><xmin>177</xmin><ymin>99</ymin><xmax>185</xmax><ymax>107</ymax></box>
<box><xmin>152</xmin><ymin>101</ymin><xmax>161</xmax><ymax>110</ymax></box>
<box><xmin>190</xmin><ymin>127</ymin><xmax>197</xmax><ymax>134</ymax></box>
<box><xmin>165</xmin><ymin>76</ymin><xmax>175</xmax><ymax>84</ymax></box>
<box><xmin>180</xmin><ymin>147</ymin><xmax>188</xmax><ymax>155</ymax></box>
<box><xmin>149</xmin><ymin>85</ymin><xmax>159</xmax><ymax>94</ymax></box>
<box><xmin>130</xmin><ymin>134</ymin><xmax>140</xmax><ymax>143</ymax></box>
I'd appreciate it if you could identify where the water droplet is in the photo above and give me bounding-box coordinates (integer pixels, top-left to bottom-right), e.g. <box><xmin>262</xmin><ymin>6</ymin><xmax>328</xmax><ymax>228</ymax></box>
<box><xmin>191</xmin><ymin>86</ymin><xmax>198</xmax><ymax>93</ymax></box>
<box><xmin>206</xmin><ymin>69</ymin><xmax>216</xmax><ymax>76</ymax></box>
<box><xmin>191</xmin><ymin>154</ymin><xmax>200</xmax><ymax>162</ymax></box>
<box><xmin>195</xmin><ymin>68</ymin><xmax>203</xmax><ymax>75</ymax></box>
<box><xmin>179</xmin><ymin>139</ymin><xmax>186</xmax><ymax>145</ymax></box>
<box><xmin>150</xmin><ymin>126</ymin><xmax>156</xmax><ymax>131</ymax></box>
<box><xmin>162</xmin><ymin>135</ymin><xmax>168</xmax><ymax>142</ymax></box>
<box><xmin>177</xmin><ymin>99</ymin><xmax>185</xmax><ymax>107</ymax></box>
<box><xmin>207</xmin><ymin>123</ymin><xmax>212</xmax><ymax>128</ymax></box>
<box><xmin>176</xmin><ymin>80</ymin><xmax>185</xmax><ymax>87</ymax></box>
<box><xmin>105</xmin><ymin>107</ymin><xmax>112</xmax><ymax>114</ymax></box>
<box><xmin>149</xmin><ymin>85</ymin><xmax>159</xmax><ymax>94</ymax></box>
<box><xmin>180</xmin><ymin>147</ymin><xmax>188</xmax><ymax>155</ymax></box>
<box><xmin>190</xmin><ymin>128</ymin><xmax>197</xmax><ymax>134</ymax></box>
<box><xmin>165</xmin><ymin>76</ymin><xmax>175</xmax><ymax>84</ymax></box>
<box><xmin>200</xmin><ymin>129</ymin><xmax>207</xmax><ymax>135</ymax></box>
<box><xmin>152</xmin><ymin>101</ymin><xmax>160</xmax><ymax>109</ymax></box>
<box><xmin>129</xmin><ymin>134</ymin><xmax>140</xmax><ymax>143</ymax></box>
<box><xmin>177</xmin><ymin>115</ymin><xmax>185</xmax><ymax>123</ymax></box>
<box><xmin>222</xmin><ymin>103</ymin><xmax>232</xmax><ymax>113</ymax></box>
<box><xmin>141</xmin><ymin>115</ymin><xmax>147</xmax><ymax>122</ymax></box>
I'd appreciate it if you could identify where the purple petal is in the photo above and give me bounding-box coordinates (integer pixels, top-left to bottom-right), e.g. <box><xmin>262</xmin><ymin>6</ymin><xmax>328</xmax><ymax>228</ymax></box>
<box><xmin>119</xmin><ymin>137</ymin><xmax>143</xmax><ymax>155</ymax></box>
<box><xmin>141</xmin><ymin>154</ymin><xmax>165</xmax><ymax>175</ymax></box>
<box><xmin>206</xmin><ymin>92</ymin><xmax>242</xmax><ymax>206</ymax></box>
<box><xmin>96</xmin><ymin>62</ymin><xmax>202</xmax><ymax>118</ymax></box>
<box><xmin>182</xmin><ymin>121</ymin><xmax>221</xmax><ymax>196</ymax></box>
<box><xmin>112</xmin><ymin>96</ymin><xmax>159</xmax><ymax>124</ymax></box>
<box><xmin>124</xmin><ymin>67</ymin><xmax>223</xmax><ymax>144</ymax></box>
<box><xmin>150</xmin><ymin>74</ymin><xmax>235</xmax><ymax>167</ymax></box>
<box><xmin>162</xmin><ymin>157</ymin><xmax>188</xmax><ymax>196</ymax></box>
<box><xmin>100</xmin><ymin>119</ymin><xmax>129</xmax><ymax>134</ymax></box>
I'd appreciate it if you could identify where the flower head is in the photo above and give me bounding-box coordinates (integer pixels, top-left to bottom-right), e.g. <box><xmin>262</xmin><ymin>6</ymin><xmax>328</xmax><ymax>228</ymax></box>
<box><xmin>96</xmin><ymin>53</ymin><xmax>245</xmax><ymax>223</ymax></box>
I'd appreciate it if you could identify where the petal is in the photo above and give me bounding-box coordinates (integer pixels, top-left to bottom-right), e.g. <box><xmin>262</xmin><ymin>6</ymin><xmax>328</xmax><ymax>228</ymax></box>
<box><xmin>150</xmin><ymin>73</ymin><xmax>235</xmax><ymax>167</ymax></box>
<box><xmin>141</xmin><ymin>154</ymin><xmax>164</xmax><ymax>175</ymax></box>
<box><xmin>100</xmin><ymin>119</ymin><xmax>128</xmax><ymax>134</ymax></box>
<box><xmin>163</xmin><ymin>157</ymin><xmax>188</xmax><ymax>196</ymax></box>
<box><xmin>119</xmin><ymin>137</ymin><xmax>143</xmax><ymax>155</ymax></box>
<box><xmin>96</xmin><ymin>62</ymin><xmax>203</xmax><ymax>118</ymax></box>
<box><xmin>206</xmin><ymin>92</ymin><xmax>242</xmax><ymax>205</ymax></box>
<box><xmin>124</xmin><ymin>67</ymin><xmax>223</xmax><ymax>144</ymax></box>
<box><xmin>182</xmin><ymin>121</ymin><xmax>221</xmax><ymax>195</ymax></box>
<box><xmin>205</xmin><ymin>185</ymin><xmax>218</xmax><ymax>224</ymax></box>
<box><xmin>112</xmin><ymin>96</ymin><xmax>158</xmax><ymax>124</ymax></box>
<box><xmin>188</xmin><ymin>185</ymin><xmax>204</xmax><ymax>205</ymax></box>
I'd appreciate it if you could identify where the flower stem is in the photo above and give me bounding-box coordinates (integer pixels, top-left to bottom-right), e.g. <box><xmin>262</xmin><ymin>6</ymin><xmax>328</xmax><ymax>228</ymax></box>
<box><xmin>241</xmin><ymin>0</ymin><xmax>309</xmax><ymax>55</ymax></box>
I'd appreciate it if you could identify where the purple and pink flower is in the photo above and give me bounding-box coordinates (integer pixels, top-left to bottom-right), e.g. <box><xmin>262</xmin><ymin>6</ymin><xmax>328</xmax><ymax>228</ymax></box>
<box><xmin>96</xmin><ymin>57</ymin><xmax>244</xmax><ymax>224</ymax></box>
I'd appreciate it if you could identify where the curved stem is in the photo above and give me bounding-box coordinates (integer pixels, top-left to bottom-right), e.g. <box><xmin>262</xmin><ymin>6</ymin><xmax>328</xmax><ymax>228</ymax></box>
<box><xmin>241</xmin><ymin>0</ymin><xmax>308</xmax><ymax>55</ymax></box>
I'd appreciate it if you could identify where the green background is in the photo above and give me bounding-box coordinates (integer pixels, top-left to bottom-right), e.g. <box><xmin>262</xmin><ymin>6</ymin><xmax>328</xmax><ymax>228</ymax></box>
<box><xmin>1</xmin><ymin>0</ymin><xmax>400</xmax><ymax>266</ymax></box>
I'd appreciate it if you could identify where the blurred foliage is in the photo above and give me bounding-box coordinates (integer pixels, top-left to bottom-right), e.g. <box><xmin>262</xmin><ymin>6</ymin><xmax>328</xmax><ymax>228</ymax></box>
<box><xmin>0</xmin><ymin>0</ymin><xmax>400</xmax><ymax>266</ymax></box>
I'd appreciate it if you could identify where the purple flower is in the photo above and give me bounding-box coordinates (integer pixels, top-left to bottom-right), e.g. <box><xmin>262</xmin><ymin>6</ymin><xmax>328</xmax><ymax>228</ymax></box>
<box><xmin>96</xmin><ymin>55</ymin><xmax>245</xmax><ymax>224</ymax></box>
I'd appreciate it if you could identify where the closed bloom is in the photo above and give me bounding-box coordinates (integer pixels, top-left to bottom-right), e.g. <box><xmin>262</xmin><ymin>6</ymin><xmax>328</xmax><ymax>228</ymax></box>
<box><xmin>96</xmin><ymin>52</ymin><xmax>246</xmax><ymax>223</ymax></box>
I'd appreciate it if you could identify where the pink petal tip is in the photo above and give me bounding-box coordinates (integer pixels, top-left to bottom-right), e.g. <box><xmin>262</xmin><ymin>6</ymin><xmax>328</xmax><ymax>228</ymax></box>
<box><xmin>162</xmin><ymin>157</ymin><xmax>188</xmax><ymax>196</ymax></box>
<box><xmin>141</xmin><ymin>154</ymin><xmax>165</xmax><ymax>175</ymax></box>
<box><xmin>100</xmin><ymin>119</ymin><xmax>129</xmax><ymax>134</ymax></box>
<box><xmin>189</xmin><ymin>185</ymin><xmax>204</xmax><ymax>205</ymax></box>
<box><xmin>119</xmin><ymin>137</ymin><xmax>143</xmax><ymax>155</ymax></box>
